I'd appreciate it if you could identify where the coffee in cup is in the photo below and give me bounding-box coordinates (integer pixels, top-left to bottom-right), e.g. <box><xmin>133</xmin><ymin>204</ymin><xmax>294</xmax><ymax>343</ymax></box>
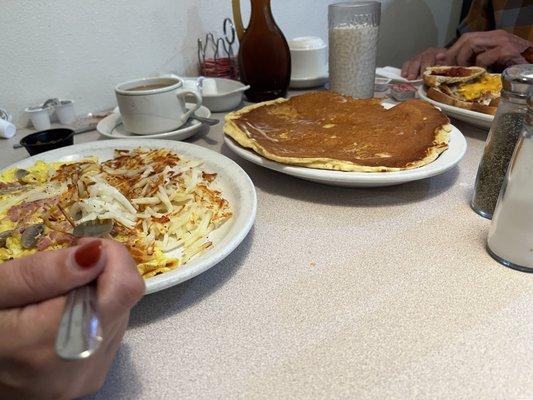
<box><xmin>115</xmin><ymin>77</ymin><xmax>202</xmax><ymax>135</ymax></box>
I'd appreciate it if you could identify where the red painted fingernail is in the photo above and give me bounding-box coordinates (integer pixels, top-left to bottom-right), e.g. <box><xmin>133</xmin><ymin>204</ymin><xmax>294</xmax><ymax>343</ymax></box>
<box><xmin>74</xmin><ymin>241</ymin><xmax>102</xmax><ymax>269</ymax></box>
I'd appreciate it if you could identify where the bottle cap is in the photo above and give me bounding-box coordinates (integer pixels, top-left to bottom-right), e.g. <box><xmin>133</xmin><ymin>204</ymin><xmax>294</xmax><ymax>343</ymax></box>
<box><xmin>502</xmin><ymin>64</ymin><xmax>533</xmax><ymax>98</ymax></box>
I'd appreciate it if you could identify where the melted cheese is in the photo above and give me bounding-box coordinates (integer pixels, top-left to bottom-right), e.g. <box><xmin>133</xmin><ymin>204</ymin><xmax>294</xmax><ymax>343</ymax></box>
<box><xmin>457</xmin><ymin>75</ymin><xmax>502</xmax><ymax>101</ymax></box>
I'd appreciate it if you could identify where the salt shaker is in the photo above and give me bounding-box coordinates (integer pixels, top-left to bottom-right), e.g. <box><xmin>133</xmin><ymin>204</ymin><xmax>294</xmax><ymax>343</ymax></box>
<box><xmin>486</xmin><ymin>90</ymin><xmax>533</xmax><ymax>272</ymax></box>
<box><xmin>328</xmin><ymin>1</ymin><xmax>380</xmax><ymax>99</ymax></box>
<box><xmin>471</xmin><ymin>64</ymin><xmax>533</xmax><ymax>219</ymax></box>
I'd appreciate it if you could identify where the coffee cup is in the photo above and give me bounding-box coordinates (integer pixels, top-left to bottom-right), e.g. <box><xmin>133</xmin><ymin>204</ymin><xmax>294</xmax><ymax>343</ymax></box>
<box><xmin>115</xmin><ymin>76</ymin><xmax>202</xmax><ymax>135</ymax></box>
<box><xmin>288</xmin><ymin>36</ymin><xmax>328</xmax><ymax>79</ymax></box>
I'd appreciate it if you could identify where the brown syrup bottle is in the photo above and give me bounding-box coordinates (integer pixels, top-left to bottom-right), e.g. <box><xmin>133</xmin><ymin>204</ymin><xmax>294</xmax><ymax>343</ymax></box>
<box><xmin>233</xmin><ymin>0</ymin><xmax>291</xmax><ymax>102</ymax></box>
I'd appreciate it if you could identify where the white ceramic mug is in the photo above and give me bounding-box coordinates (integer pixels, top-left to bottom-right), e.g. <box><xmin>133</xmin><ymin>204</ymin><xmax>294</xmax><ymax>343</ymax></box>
<box><xmin>115</xmin><ymin>76</ymin><xmax>202</xmax><ymax>135</ymax></box>
<box><xmin>288</xmin><ymin>36</ymin><xmax>328</xmax><ymax>79</ymax></box>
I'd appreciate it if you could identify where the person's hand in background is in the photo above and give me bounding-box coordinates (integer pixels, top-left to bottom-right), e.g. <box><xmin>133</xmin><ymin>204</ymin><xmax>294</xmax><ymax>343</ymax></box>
<box><xmin>444</xmin><ymin>30</ymin><xmax>531</xmax><ymax>69</ymax></box>
<box><xmin>401</xmin><ymin>47</ymin><xmax>448</xmax><ymax>80</ymax></box>
<box><xmin>0</xmin><ymin>239</ymin><xmax>145</xmax><ymax>400</ymax></box>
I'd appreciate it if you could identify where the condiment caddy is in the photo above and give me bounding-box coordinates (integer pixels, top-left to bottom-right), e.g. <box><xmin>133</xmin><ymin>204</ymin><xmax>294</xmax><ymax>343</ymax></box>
<box><xmin>197</xmin><ymin>18</ymin><xmax>239</xmax><ymax>81</ymax></box>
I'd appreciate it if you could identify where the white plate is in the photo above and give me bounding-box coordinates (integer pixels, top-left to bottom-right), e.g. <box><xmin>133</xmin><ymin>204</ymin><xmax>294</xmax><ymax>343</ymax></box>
<box><xmin>418</xmin><ymin>86</ymin><xmax>493</xmax><ymax>130</ymax></box>
<box><xmin>225</xmin><ymin>127</ymin><xmax>467</xmax><ymax>188</ymax></box>
<box><xmin>97</xmin><ymin>105</ymin><xmax>212</xmax><ymax>140</ymax></box>
<box><xmin>290</xmin><ymin>74</ymin><xmax>329</xmax><ymax>89</ymax></box>
<box><xmin>2</xmin><ymin>140</ymin><xmax>257</xmax><ymax>294</ymax></box>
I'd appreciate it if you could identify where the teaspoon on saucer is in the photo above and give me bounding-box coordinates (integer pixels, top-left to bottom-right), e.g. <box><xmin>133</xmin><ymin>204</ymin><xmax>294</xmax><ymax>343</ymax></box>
<box><xmin>191</xmin><ymin>114</ymin><xmax>219</xmax><ymax>126</ymax></box>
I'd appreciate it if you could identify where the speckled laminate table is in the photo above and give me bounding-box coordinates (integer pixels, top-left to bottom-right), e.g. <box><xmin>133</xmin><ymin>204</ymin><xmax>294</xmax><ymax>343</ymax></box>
<box><xmin>5</xmin><ymin>104</ymin><xmax>533</xmax><ymax>399</ymax></box>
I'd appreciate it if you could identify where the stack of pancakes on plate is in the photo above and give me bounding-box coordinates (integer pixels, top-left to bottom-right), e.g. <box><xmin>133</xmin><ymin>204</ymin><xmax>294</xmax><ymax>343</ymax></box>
<box><xmin>224</xmin><ymin>91</ymin><xmax>451</xmax><ymax>172</ymax></box>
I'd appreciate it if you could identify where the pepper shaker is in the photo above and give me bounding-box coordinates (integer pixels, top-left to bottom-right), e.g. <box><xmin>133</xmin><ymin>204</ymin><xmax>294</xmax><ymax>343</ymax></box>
<box><xmin>471</xmin><ymin>64</ymin><xmax>533</xmax><ymax>219</ymax></box>
<box><xmin>486</xmin><ymin>90</ymin><xmax>533</xmax><ymax>272</ymax></box>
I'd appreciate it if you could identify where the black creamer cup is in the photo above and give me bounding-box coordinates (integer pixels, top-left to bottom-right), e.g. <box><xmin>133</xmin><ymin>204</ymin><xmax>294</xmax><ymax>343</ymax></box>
<box><xmin>19</xmin><ymin>128</ymin><xmax>74</xmax><ymax>156</ymax></box>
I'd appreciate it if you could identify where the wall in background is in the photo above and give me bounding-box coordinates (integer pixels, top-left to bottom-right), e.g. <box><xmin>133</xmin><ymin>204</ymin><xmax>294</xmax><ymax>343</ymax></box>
<box><xmin>0</xmin><ymin>0</ymin><xmax>461</xmax><ymax>125</ymax></box>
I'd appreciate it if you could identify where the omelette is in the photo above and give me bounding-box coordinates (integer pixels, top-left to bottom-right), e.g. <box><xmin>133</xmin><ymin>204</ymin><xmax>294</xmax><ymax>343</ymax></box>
<box><xmin>0</xmin><ymin>148</ymin><xmax>232</xmax><ymax>279</ymax></box>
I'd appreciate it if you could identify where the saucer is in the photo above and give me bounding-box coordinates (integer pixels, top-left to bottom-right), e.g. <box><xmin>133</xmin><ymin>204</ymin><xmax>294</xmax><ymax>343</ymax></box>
<box><xmin>290</xmin><ymin>74</ymin><xmax>329</xmax><ymax>89</ymax></box>
<box><xmin>97</xmin><ymin>105</ymin><xmax>211</xmax><ymax>140</ymax></box>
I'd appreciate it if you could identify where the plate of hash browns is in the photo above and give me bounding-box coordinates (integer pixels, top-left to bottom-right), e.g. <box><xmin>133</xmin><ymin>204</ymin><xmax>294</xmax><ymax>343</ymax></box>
<box><xmin>0</xmin><ymin>140</ymin><xmax>256</xmax><ymax>294</ymax></box>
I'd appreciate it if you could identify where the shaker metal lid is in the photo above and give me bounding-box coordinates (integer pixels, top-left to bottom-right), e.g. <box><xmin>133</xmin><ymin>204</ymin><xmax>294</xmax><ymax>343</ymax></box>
<box><xmin>502</xmin><ymin>64</ymin><xmax>533</xmax><ymax>97</ymax></box>
<box><xmin>524</xmin><ymin>84</ymin><xmax>533</xmax><ymax>126</ymax></box>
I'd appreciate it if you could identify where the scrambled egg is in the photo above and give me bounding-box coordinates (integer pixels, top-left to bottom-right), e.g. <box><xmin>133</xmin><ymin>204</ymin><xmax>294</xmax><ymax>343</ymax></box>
<box><xmin>138</xmin><ymin>247</ymin><xmax>179</xmax><ymax>278</ymax></box>
<box><xmin>0</xmin><ymin>161</ymin><xmax>62</xmax><ymax>261</ymax></box>
<box><xmin>457</xmin><ymin>74</ymin><xmax>502</xmax><ymax>102</ymax></box>
<box><xmin>0</xmin><ymin>149</ymin><xmax>232</xmax><ymax>279</ymax></box>
<box><xmin>0</xmin><ymin>159</ymin><xmax>179</xmax><ymax>273</ymax></box>
<box><xmin>0</xmin><ymin>160</ymin><xmax>55</xmax><ymax>185</ymax></box>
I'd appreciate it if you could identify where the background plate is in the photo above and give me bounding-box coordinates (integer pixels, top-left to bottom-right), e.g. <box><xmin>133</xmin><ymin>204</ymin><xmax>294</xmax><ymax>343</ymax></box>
<box><xmin>418</xmin><ymin>86</ymin><xmax>493</xmax><ymax>130</ymax></box>
<box><xmin>225</xmin><ymin>127</ymin><xmax>467</xmax><ymax>187</ymax></box>
<box><xmin>2</xmin><ymin>140</ymin><xmax>257</xmax><ymax>294</ymax></box>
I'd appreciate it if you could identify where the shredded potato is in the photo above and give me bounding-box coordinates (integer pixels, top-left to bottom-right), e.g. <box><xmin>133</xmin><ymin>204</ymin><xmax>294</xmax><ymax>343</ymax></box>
<box><xmin>0</xmin><ymin>148</ymin><xmax>233</xmax><ymax>278</ymax></box>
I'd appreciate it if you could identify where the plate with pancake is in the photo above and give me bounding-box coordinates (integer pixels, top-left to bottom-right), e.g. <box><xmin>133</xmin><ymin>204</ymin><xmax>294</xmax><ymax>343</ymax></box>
<box><xmin>224</xmin><ymin>92</ymin><xmax>467</xmax><ymax>187</ymax></box>
<box><xmin>418</xmin><ymin>66</ymin><xmax>500</xmax><ymax>130</ymax></box>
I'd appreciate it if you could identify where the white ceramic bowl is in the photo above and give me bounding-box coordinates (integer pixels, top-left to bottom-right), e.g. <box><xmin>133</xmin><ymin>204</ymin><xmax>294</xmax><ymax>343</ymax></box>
<box><xmin>201</xmin><ymin>78</ymin><xmax>247</xmax><ymax>112</ymax></box>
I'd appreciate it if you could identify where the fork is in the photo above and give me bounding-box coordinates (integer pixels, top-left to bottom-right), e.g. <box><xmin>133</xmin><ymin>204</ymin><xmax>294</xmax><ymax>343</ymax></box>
<box><xmin>55</xmin><ymin>284</ymin><xmax>103</xmax><ymax>360</ymax></box>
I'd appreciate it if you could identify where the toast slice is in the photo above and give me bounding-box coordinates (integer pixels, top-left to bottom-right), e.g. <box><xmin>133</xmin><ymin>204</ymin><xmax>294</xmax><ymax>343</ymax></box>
<box><xmin>423</xmin><ymin>66</ymin><xmax>486</xmax><ymax>87</ymax></box>
<box><xmin>427</xmin><ymin>87</ymin><xmax>475</xmax><ymax>110</ymax></box>
<box><xmin>426</xmin><ymin>87</ymin><xmax>498</xmax><ymax>115</ymax></box>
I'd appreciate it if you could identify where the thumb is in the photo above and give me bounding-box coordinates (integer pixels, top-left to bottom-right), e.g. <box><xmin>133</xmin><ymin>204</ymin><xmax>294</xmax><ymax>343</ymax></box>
<box><xmin>0</xmin><ymin>240</ymin><xmax>106</xmax><ymax>309</ymax></box>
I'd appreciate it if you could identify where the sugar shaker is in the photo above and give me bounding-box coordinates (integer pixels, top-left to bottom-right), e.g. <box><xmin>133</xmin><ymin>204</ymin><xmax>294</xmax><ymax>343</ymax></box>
<box><xmin>486</xmin><ymin>90</ymin><xmax>533</xmax><ymax>272</ymax></box>
<box><xmin>329</xmin><ymin>1</ymin><xmax>381</xmax><ymax>99</ymax></box>
<box><xmin>471</xmin><ymin>64</ymin><xmax>533</xmax><ymax>219</ymax></box>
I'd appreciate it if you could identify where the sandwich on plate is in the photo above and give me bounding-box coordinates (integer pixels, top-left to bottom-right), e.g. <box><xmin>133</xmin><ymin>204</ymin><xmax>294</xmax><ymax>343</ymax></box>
<box><xmin>423</xmin><ymin>66</ymin><xmax>502</xmax><ymax>115</ymax></box>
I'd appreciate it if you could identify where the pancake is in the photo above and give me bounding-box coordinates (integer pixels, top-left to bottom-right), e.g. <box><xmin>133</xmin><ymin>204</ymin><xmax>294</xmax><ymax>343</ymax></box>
<box><xmin>224</xmin><ymin>91</ymin><xmax>452</xmax><ymax>172</ymax></box>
